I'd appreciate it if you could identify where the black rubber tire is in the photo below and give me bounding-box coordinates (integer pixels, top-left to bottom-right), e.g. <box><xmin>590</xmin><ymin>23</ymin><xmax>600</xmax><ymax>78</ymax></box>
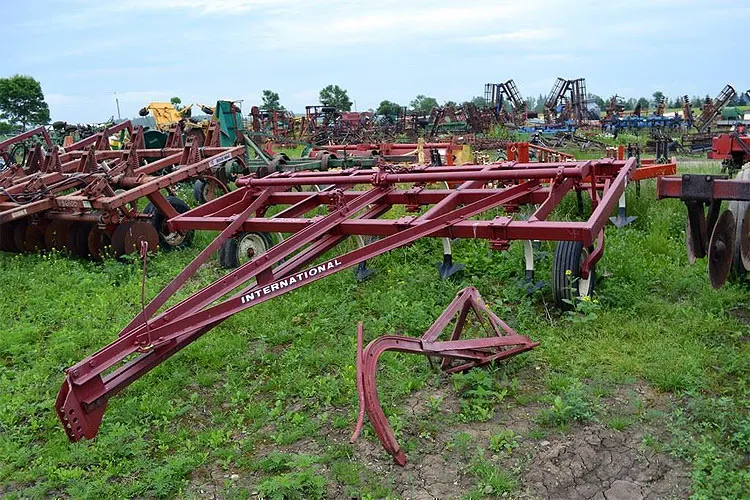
<box><xmin>727</xmin><ymin>164</ymin><xmax>750</xmax><ymax>280</ymax></box>
<box><xmin>552</xmin><ymin>240</ymin><xmax>596</xmax><ymax>309</ymax></box>
<box><xmin>218</xmin><ymin>231</ymin><xmax>274</xmax><ymax>268</ymax></box>
<box><xmin>193</xmin><ymin>179</ymin><xmax>208</xmax><ymax>205</ymax></box>
<box><xmin>143</xmin><ymin>196</ymin><xmax>194</xmax><ymax>251</ymax></box>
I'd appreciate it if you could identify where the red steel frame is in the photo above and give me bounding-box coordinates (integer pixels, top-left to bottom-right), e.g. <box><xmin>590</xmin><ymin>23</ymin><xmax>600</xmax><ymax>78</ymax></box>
<box><xmin>707</xmin><ymin>132</ymin><xmax>750</xmax><ymax>166</ymax></box>
<box><xmin>657</xmin><ymin>175</ymin><xmax>750</xmax><ymax>202</ymax></box>
<box><xmin>0</xmin><ymin>125</ymin><xmax>242</xmax><ymax>223</ymax></box>
<box><xmin>56</xmin><ymin>158</ymin><xmax>636</xmax><ymax>444</ymax></box>
<box><xmin>0</xmin><ymin>126</ymin><xmax>54</xmax><ymax>165</ymax></box>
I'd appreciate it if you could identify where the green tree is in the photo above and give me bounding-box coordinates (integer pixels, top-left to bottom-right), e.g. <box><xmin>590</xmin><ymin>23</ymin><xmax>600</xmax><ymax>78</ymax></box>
<box><xmin>170</xmin><ymin>96</ymin><xmax>183</xmax><ymax>110</ymax></box>
<box><xmin>410</xmin><ymin>95</ymin><xmax>439</xmax><ymax>114</ymax></box>
<box><xmin>588</xmin><ymin>93</ymin><xmax>606</xmax><ymax>108</ymax></box>
<box><xmin>652</xmin><ymin>91</ymin><xmax>665</xmax><ymax>106</ymax></box>
<box><xmin>261</xmin><ymin>90</ymin><xmax>285</xmax><ymax>111</ymax></box>
<box><xmin>637</xmin><ymin>97</ymin><xmax>650</xmax><ymax>109</ymax></box>
<box><xmin>0</xmin><ymin>75</ymin><xmax>50</xmax><ymax>130</ymax></box>
<box><xmin>319</xmin><ymin>85</ymin><xmax>352</xmax><ymax>111</ymax></box>
<box><xmin>468</xmin><ymin>96</ymin><xmax>488</xmax><ymax>108</ymax></box>
<box><xmin>0</xmin><ymin>121</ymin><xmax>14</xmax><ymax>135</ymax></box>
<box><xmin>376</xmin><ymin>100</ymin><xmax>401</xmax><ymax>116</ymax></box>
<box><xmin>535</xmin><ymin>94</ymin><xmax>546</xmax><ymax>112</ymax></box>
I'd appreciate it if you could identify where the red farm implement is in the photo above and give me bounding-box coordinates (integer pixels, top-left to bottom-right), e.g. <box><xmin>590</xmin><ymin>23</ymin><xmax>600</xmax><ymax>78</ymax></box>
<box><xmin>0</xmin><ymin>126</ymin><xmax>54</xmax><ymax>167</ymax></box>
<box><xmin>0</xmin><ymin>123</ymin><xmax>245</xmax><ymax>258</ymax></box>
<box><xmin>57</xmin><ymin>158</ymin><xmax>640</xmax><ymax>460</ymax></box>
<box><xmin>0</xmin><ymin>97</ymin><xmax>383</xmax><ymax>259</ymax></box>
<box><xmin>657</xmin><ymin>168</ymin><xmax>750</xmax><ymax>288</ymax></box>
<box><xmin>707</xmin><ymin>132</ymin><xmax>750</xmax><ymax>174</ymax></box>
<box><xmin>309</xmin><ymin>141</ymin><xmax>471</xmax><ymax>166</ymax></box>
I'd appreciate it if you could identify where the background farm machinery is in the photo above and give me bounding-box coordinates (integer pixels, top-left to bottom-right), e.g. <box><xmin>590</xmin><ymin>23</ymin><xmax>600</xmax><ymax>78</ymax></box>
<box><xmin>0</xmin><ymin>101</ymin><xmax>385</xmax><ymax>260</ymax></box>
<box><xmin>542</xmin><ymin>77</ymin><xmax>592</xmax><ymax>127</ymax></box>
<box><xmin>0</xmin><ymin>126</ymin><xmax>53</xmax><ymax>168</ymax></box>
<box><xmin>138</xmin><ymin>101</ymin><xmax>217</xmax><ymax>148</ymax></box>
<box><xmin>484</xmin><ymin>80</ymin><xmax>528</xmax><ymax>126</ymax></box>
<box><xmin>708</xmin><ymin>132</ymin><xmax>750</xmax><ymax>174</ymax></box>
<box><xmin>599</xmin><ymin>85</ymin><xmax>738</xmax><ymax>147</ymax></box>
<box><xmin>0</xmin><ymin>124</ymin><xmax>246</xmax><ymax>258</ymax></box>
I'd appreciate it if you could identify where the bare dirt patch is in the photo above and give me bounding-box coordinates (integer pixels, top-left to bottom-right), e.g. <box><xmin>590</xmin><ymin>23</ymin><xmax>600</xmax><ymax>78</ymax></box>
<box><xmin>353</xmin><ymin>379</ymin><xmax>691</xmax><ymax>499</ymax></box>
<box><xmin>522</xmin><ymin>422</ymin><xmax>690</xmax><ymax>499</ymax></box>
<box><xmin>182</xmin><ymin>378</ymin><xmax>692</xmax><ymax>499</ymax></box>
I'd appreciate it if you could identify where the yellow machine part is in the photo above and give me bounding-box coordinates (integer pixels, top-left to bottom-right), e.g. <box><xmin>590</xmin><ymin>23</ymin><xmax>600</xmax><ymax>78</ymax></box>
<box><xmin>452</xmin><ymin>145</ymin><xmax>473</xmax><ymax>165</ymax></box>
<box><xmin>144</xmin><ymin>102</ymin><xmax>184</xmax><ymax>130</ymax></box>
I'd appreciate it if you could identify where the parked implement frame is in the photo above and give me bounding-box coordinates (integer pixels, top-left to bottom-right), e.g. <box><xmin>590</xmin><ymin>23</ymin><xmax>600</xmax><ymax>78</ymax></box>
<box><xmin>56</xmin><ymin>157</ymin><xmax>637</xmax><ymax>445</ymax></box>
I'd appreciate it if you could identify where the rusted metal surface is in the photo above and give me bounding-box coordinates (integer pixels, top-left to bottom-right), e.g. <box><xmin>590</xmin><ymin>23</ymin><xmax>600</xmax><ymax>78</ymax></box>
<box><xmin>657</xmin><ymin>175</ymin><xmax>750</xmax><ymax>202</ymax></box>
<box><xmin>0</xmin><ymin>124</ymin><xmax>244</xmax><ymax>258</ymax></box>
<box><xmin>657</xmin><ymin>172</ymin><xmax>750</xmax><ymax>287</ymax></box>
<box><xmin>707</xmin><ymin>132</ymin><xmax>750</xmax><ymax>173</ymax></box>
<box><xmin>350</xmin><ymin>286</ymin><xmax>538</xmax><ymax>465</ymax></box>
<box><xmin>55</xmin><ymin>158</ymin><xmax>637</xmax><ymax>444</ymax></box>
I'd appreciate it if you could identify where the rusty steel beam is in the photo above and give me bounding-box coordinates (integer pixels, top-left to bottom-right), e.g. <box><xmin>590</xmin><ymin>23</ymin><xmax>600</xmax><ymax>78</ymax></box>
<box><xmin>657</xmin><ymin>175</ymin><xmax>750</xmax><ymax>202</ymax></box>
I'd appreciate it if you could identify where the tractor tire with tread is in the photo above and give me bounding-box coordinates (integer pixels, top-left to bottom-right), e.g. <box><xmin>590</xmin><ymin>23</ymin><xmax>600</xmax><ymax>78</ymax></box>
<box><xmin>143</xmin><ymin>196</ymin><xmax>194</xmax><ymax>251</ymax></box>
<box><xmin>218</xmin><ymin>231</ymin><xmax>274</xmax><ymax>269</ymax></box>
<box><xmin>552</xmin><ymin>240</ymin><xmax>596</xmax><ymax>309</ymax></box>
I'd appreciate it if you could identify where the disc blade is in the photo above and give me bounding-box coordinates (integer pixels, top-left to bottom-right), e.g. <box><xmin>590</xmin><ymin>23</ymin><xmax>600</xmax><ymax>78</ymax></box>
<box><xmin>44</xmin><ymin>220</ymin><xmax>71</xmax><ymax>251</ymax></box>
<box><xmin>65</xmin><ymin>222</ymin><xmax>83</xmax><ymax>254</ymax></box>
<box><xmin>122</xmin><ymin>222</ymin><xmax>159</xmax><ymax>255</ymax></box>
<box><xmin>24</xmin><ymin>223</ymin><xmax>46</xmax><ymax>252</ymax></box>
<box><xmin>12</xmin><ymin>220</ymin><xmax>29</xmax><ymax>253</ymax></box>
<box><xmin>87</xmin><ymin>226</ymin><xmax>113</xmax><ymax>261</ymax></box>
<box><xmin>741</xmin><ymin>205</ymin><xmax>750</xmax><ymax>272</ymax></box>
<box><xmin>74</xmin><ymin>224</ymin><xmax>93</xmax><ymax>258</ymax></box>
<box><xmin>708</xmin><ymin>210</ymin><xmax>736</xmax><ymax>289</ymax></box>
<box><xmin>0</xmin><ymin>223</ymin><xmax>18</xmax><ymax>252</ymax></box>
<box><xmin>111</xmin><ymin>221</ymin><xmax>135</xmax><ymax>257</ymax></box>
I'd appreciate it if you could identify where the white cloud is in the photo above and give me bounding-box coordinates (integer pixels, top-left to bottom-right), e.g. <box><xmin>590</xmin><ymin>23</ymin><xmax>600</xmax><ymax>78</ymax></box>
<box><xmin>249</xmin><ymin>0</ymin><xmax>560</xmax><ymax>50</ymax></box>
<box><xmin>459</xmin><ymin>29</ymin><xmax>559</xmax><ymax>44</ymax></box>
<box><xmin>113</xmin><ymin>0</ymin><xmax>302</xmax><ymax>13</ymax></box>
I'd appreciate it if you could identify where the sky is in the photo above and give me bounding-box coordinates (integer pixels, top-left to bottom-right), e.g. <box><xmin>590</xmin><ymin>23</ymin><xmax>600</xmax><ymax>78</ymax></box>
<box><xmin>1</xmin><ymin>0</ymin><xmax>748</xmax><ymax>123</ymax></box>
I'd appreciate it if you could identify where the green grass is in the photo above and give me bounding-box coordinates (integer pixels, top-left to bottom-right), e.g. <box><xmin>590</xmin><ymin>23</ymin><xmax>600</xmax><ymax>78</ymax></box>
<box><xmin>1</xmin><ymin>169</ymin><xmax>749</xmax><ymax>498</ymax></box>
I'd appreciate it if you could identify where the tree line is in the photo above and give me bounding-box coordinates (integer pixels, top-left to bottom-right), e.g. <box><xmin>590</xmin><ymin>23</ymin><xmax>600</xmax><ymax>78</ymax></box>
<box><xmin>1</xmin><ymin>74</ymin><xmax>747</xmax><ymax>134</ymax></box>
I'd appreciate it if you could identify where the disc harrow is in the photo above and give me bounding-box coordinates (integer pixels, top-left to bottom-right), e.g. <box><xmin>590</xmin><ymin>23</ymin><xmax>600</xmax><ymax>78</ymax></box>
<box><xmin>0</xmin><ymin>123</ymin><xmax>245</xmax><ymax>259</ymax></box>
<box><xmin>56</xmin><ymin>157</ymin><xmax>640</xmax><ymax>452</ymax></box>
<box><xmin>657</xmin><ymin>168</ymin><xmax>750</xmax><ymax>287</ymax></box>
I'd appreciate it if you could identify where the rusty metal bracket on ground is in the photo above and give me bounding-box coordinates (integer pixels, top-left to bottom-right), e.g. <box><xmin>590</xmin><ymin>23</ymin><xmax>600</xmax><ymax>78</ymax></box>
<box><xmin>350</xmin><ymin>286</ymin><xmax>539</xmax><ymax>465</ymax></box>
